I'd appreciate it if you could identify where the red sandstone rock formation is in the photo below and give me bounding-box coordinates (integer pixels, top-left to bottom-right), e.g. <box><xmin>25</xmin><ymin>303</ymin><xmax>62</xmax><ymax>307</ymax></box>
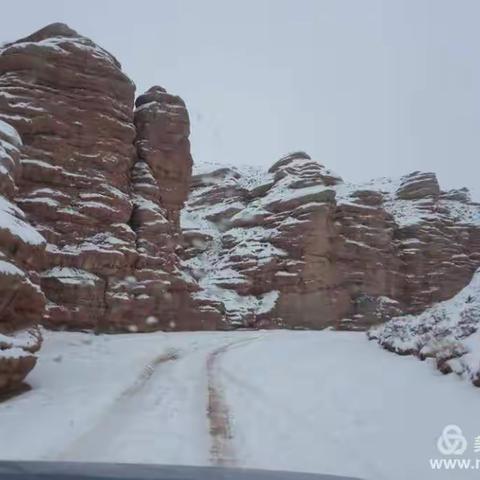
<box><xmin>1</xmin><ymin>22</ymin><xmax>480</xmax><ymax>394</ymax></box>
<box><xmin>0</xmin><ymin>23</ymin><xmax>219</xmax><ymax>335</ymax></box>
<box><xmin>129</xmin><ymin>86</ymin><xmax>223</xmax><ymax>330</ymax></box>
<box><xmin>183</xmin><ymin>152</ymin><xmax>480</xmax><ymax>329</ymax></box>
<box><xmin>0</xmin><ymin>119</ymin><xmax>44</xmax><ymax>394</ymax></box>
<box><xmin>0</xmin><ymin>23</ymin><xmax>138</xmax><ymax>331</ymax></box>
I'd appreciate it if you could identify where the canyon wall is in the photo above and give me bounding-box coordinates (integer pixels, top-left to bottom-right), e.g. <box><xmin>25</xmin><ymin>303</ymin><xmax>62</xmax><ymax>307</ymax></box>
<box><xmin>0</xmin><ymin>23</ymin><xmax>219</xmax><ymax>343</ymax></box>
<box><xmin>183</xmin><ymin>153</ymin><xmax>480</xmax><ymax>329</ymax></box>
<box><xmin>1</xmin><ymin>23</ymin><xmax>480</xmax><ymax>394</ymax></box>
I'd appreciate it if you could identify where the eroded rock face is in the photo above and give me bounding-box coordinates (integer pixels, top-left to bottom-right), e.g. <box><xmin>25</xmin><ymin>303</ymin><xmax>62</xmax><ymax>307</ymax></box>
<box><xmin>126</xmin><ymin>86</ymin><xmax>223</xmax><ymax>330</ymax></box>
<box><xmin>0</xmin><ymin>23</ymin><xmax>216</xmax><ymax>393</ymax></box>
<box><xmin>0</xmin><ymin>23</ymin><xmax>138</xmax><ymax>330</ymax></box>
<box><xmin>0</xmin><ymin>119</ymin><xmax>44</xmax><ymax>395</ymax></box>
<box><xmin>183</xmin><ymin>153</ymin><xmax>480</xmax><ymax>329</ymax></box>
<box><xmin>134</xmin><ymin>86</ymin><xmax>192</xmax><ymax>228</ymax></box>
<box><xmin>0</xmin><ymin>24</ymin><xmax>222</xmax><ymax>334</ymax></box>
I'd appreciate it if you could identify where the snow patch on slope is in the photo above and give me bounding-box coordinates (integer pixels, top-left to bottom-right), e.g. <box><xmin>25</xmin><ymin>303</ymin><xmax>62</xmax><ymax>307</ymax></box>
<box><xmin>183</xmin><ymin>162</ymin><xmax>284</xmax><ymax>325</ymax></box>
<box><xmin>369</xmin><ymin>268</ymin><xmax>480</xmax><ymax>386</ymax></box>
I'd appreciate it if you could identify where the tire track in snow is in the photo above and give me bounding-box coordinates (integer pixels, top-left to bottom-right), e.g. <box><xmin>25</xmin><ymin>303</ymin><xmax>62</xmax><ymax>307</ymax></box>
<box><xmin>120</xmin><ymin>349</ymin><xmax>180</xmax><ymax>398</ymax></box>
<box><xmin>214</xmin><ymin>345</ymin><xmax>385</xmax><ymax>479</ymax></box>
<box><xmin>206</xmin><ymin>336</ymin><xmax>261</xmax><ymax>466</ymax></box>
<box><xmin>55</xmin><ymin>348</ymin><xmax>180</xmax><ymax>461</ymax></box>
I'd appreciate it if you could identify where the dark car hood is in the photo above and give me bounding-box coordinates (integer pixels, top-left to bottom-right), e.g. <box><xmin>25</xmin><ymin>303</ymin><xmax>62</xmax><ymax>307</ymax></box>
<box><xmin>0</xmin><ymin>461</ymin><xmax>362</xmax><ymax>480</ymax></box>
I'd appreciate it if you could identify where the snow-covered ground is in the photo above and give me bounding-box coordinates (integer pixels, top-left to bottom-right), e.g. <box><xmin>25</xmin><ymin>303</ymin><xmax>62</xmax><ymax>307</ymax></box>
<box><xmin>0</xmin><ymin>330</ymin><xmax>479</xmax><ymax>480</ymax></box>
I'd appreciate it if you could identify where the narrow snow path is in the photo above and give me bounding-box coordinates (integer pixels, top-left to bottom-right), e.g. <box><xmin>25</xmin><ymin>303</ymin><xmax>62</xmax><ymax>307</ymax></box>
<box><xmin>0</xmin><ymin>330</ymin><xmax>478</xmax><ymax>480</ymax></box>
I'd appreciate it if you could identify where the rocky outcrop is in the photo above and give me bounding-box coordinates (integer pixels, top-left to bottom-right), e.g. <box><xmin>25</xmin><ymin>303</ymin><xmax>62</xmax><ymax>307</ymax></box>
<box><xmin>134</xmin><ymin>86</ymin><xmax>192</xmax><ymax>228</ymax></box>
<box><xmin>0</xmin><ymin>23</ymin><xmax>138</xmax><ymax>331</ymax></box>
<box><xmin>128</xmin><ymin>86</ymin><xmax>223</xmax><ymax>330</ymax></box>
<box><xmin>0</xmin><ymin>119</ymin><xmax>44</xmax><ymax>394</ymax></box>
<box><xmin>0</xmin><ymin>23</ymin><xmax>216</xmax><ymax>334</ymax></box>
<box><xmin>183</xmin><ymin>153</ymin><xmax>480</xmax><ymax>329</ymax></box>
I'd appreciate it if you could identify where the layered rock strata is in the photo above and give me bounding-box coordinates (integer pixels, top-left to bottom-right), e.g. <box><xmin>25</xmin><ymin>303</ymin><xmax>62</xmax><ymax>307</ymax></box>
<box><xmin>0</xmin><ymin>23</ymin><xmax>217</xmax><ymax>333</ymax></box>
<box><xmin>183</xmin><ymin>153</ymin><xmax>480</xmax><ymax>329</ymax></box>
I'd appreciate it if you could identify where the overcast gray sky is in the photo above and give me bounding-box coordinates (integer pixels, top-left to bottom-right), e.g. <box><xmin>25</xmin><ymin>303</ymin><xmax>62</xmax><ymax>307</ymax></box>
<box><xmin>3</xmin><ymin>0</ymin><xmax>480</xmax><ymax>197</ymax></box>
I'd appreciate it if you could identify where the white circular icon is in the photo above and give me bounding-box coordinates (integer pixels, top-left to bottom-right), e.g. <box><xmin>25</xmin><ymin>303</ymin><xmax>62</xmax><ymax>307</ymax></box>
<box><xmin>437</xmin><ymin>424</ymin><xmax>468</xmax><ymax>455</ymax></box>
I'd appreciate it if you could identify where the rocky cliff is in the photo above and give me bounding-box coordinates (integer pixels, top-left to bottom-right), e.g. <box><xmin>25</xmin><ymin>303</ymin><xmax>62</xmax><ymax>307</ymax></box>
<box><xmin>0</xmin><ymin>23</ymin><xmax>217</xmax><ymax>339</ymax></box>
<box><xmin>0</xmin><ymin>23</ymin><xmax>218</xmax><ymax>394</ymax></box>
<box><xmin>1</xmin><ymin>23</ymin><xmax>480</xmax><ymax>395</ymax></box>
<box><xmin>0</xmin><ymin>119</ymin><xmax>43</xmax><ymax>394</ymax></box>
<box><xmin>183</xmin><ymin>153</ymin><xmax>480</xmax><ymax>330</ymax></box>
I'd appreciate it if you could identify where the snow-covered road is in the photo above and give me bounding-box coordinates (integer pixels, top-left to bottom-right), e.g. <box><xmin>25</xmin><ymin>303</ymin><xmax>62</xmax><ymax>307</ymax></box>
<box><xmin>0</xmin><ymin>330</ymin><xmax>479</xmax><ymax>480</ymax></box>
